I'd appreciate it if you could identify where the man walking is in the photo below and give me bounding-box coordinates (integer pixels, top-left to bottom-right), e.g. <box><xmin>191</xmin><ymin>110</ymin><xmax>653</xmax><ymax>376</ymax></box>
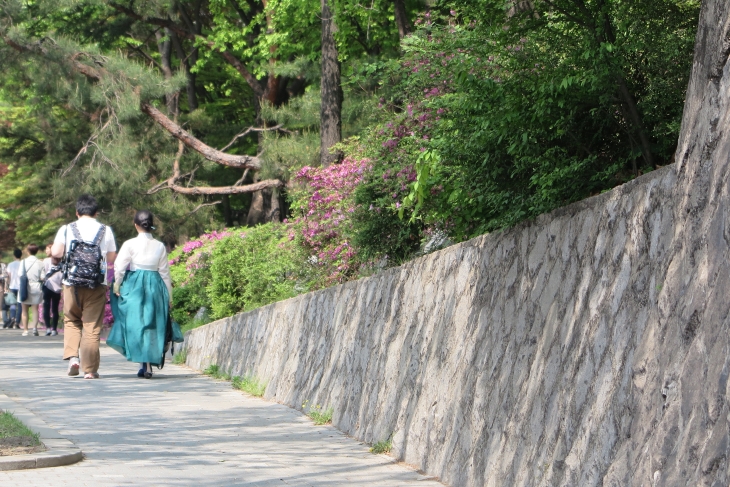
<box><xmin>51</xmin><ymin>195</ymin><xmax>117</xmax><ymax>379</ymax></box>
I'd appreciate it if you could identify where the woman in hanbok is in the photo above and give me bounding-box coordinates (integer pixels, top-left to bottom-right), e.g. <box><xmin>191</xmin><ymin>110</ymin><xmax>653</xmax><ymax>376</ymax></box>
<box><xmin>108</xmin><ymin>211</ymin><xmax>172</xmax><ymax>378</ymax></box>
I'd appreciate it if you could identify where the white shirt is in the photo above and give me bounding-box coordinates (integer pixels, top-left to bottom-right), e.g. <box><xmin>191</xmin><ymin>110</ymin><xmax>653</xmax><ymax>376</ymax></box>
<box><xmin>114</xmin><ymin>232</ymin><xmax>172</xmax><ymax>299</ymax></box>
<box><xmin>7</xmin><ymin>260</ymin><xmax>20</xmax><ymax>290</ymax></box>
<box><xmin>43</xmin><ymin>258</ymin><xmax>63</xmax><ymax>293</ymax></box>
<box><xmin>19</xmin><ymin>256</ymin><xmax>43</xmax><ymax>286</ymax></box>
<box><xmin>54</xmin><ymin>218</ymin><xmax>117</xmax><ymax>286</ymax></box>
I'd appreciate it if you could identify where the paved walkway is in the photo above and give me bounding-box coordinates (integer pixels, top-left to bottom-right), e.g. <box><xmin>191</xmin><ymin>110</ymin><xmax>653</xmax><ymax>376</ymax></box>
<box><xmin>0</xmin><ymin>331</ymin><xmax>442</xmax><ymax>486</ymax></box>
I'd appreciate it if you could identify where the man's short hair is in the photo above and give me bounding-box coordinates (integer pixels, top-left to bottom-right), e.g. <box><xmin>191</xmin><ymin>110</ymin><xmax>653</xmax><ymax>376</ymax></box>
<box><xmin>13</xmin><ymin>248</ymin><xmax>21</xmax><ymax>259</ymax></box>
<box><xmin>27</xmin><ymin>244</ymin><xmax>39</xmax><ymax>255</ymax></box>
<box><xmin>76</xmin><ymin>194</ymin><xmax>98</xmax><ymax>217</ymax></box>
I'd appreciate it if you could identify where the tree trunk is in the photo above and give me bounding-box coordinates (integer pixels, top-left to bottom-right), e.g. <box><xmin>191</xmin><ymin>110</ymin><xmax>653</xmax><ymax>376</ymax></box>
<box><xmin>320</xmin><ymin>0</ymin><xmax>343</xmax><ymax>167</ymax></box>
<box><xmin>221</xmin><ymin>194</ymin><xmax>233</xmax><ymax>226</ymax></box>
<box><xmin>393</xmin><ymin>0</ymin><xmax>410</xmax><ymax>40</ymax></box>
<box><xmin>246</xmin><ymin>195</ymin><xmax>266</xmax><ymax>226</ymax></box>
<box><xmin>616</xmin><ymin>76</ymin><xmax>655</xmax><ymax>169</ymax></box>
<box><xmin>268</xmin><ymin>187</ymin><xmax>281</xmax><ymax>222</ymax></box>
<box><xmin>155</xmin><ymin>30</ymin><xmax>178</xmax><ymax>115</ymax></box>
<box><xmin>169</xmin><ymin>30</ymin><xmax>198</xmax><ymax>111</ymax></box>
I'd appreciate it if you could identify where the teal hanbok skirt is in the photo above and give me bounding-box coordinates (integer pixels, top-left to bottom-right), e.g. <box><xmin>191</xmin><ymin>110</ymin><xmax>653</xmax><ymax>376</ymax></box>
<box><xmin>108</xmin><ymin>270</ymin><xmax>169</xmax><ymax>365</ymax></box>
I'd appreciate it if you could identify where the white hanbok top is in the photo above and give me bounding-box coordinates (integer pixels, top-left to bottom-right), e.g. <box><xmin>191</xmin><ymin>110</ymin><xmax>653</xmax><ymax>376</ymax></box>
<box><xmin>114</xmin><ymin>233</ymin><xmax>172</xmax><ymax>299</ymax></box>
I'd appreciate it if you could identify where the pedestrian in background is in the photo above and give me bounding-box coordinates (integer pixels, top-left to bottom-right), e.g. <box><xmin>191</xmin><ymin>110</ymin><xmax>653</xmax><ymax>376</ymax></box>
<box><xmin>109</xmin><ymin>210</ymin><xmax>172</xmax><ymax>379</ymax></box>
<box><xmin>19</xmin><ymin>244</ymin><xmax>43</xmax><ymax>337</ymax></box>
<box><xmin>51</xmin><ymin>195</ymin><xmax>117</xmax><ymax>379</ymax></box>
<box><xmin>42</xmin><ymin>243</ymin><xmax>62</xmax><ymax>336</ymax></box>
<box><xmin>0</xmin><ymin>259</ymin><xmax>8</xmax><ymax>328</ymax></box>
<box><xmin>6</xmin><ymin>248</ymin><xmax>22</xmax><ymax>328</ymax></box>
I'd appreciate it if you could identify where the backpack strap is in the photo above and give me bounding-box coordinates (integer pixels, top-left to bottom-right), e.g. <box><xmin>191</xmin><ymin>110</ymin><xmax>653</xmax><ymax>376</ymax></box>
<box><xmin>92</xmin><ymin>225</ymin><xmax>106</xmax><ymax>246</ymax></box>
<box><xmin>69</xmin><ymin>222</ymin><xmax>83</xmax><ymax>242</ymax></box>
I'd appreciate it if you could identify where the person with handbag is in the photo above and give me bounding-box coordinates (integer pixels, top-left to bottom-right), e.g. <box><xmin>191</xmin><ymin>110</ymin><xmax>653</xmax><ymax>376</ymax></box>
<box><xmin>108</xmin><ymin>210</ymin><xmax>174</xmax><ymax>379</ymax></box>
<box><xmin>1</xmin><ymin>260</ymin><xmax>9</xmax><ymax>328</ymax></box>
<box><xmin>5</xmin><ymin>249</ymin><xmax>22</xmax><ymax>329</ymax></box>
<box><xmin>18</xmin><ymin>244</ymin><xmax>43</xmax><ymax>336</ymax></box>
<box><xmin>42</xmin><ymin>243</ymin><xmax>63</xmax><ymax>336</ymax></box>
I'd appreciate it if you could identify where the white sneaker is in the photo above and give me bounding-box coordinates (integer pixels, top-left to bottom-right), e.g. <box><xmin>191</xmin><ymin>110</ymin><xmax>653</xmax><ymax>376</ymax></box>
<box><xmin>21</xmin><ymin>331</ymin><xmax>28</xmax><ymax>336</ymax></box>
<box><xmin>67</xmin><ymin>357</ymin><xmax>80</xmax><ymax>377</ymax></box>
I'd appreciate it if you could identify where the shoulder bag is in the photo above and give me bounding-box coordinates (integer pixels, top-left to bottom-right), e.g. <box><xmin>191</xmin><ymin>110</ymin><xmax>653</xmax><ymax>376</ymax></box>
<box><xmin>19</xmin><ymin>260</ymin><xmax>29</xmax><ymax>303</ymax></box>
<box><xmin>18</xmin><ymin>259</ymin><xmax>38</xmax><ymax>303</ymax></box>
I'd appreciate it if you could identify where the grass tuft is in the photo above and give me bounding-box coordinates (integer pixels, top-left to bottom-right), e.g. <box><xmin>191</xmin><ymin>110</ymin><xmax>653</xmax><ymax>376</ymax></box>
<box><xmin>204</xmin><ymin>365</ymin><xmax>267</xmax><ymax>397</ymax></box>
<box><xmin>172</xmin><ymin>348</ymin><xmax>188</xmax><ymax>365</ymax></box>
<box><xmin>370</xmin><ymin>436</ymin><xmax>393</xmax><ymax>454</ymax></box>
<box><xmin>203</xmin><ymin>364</ymin><xmax>221</xmax><ymax>377</ymax></box>
<box><xmin>302</xmin><ymin>400</ymin><xmax>333</xmax><ymax>425</ymax></box>
<box><xmin>232</xmin><ymin>375</ymin><xmax>267</xmax><ymax>397</ymax></box>
<box><xmin>0</xmin><ymin>411</ymin><xmax>41</xmax><ymax>445</ymax></box>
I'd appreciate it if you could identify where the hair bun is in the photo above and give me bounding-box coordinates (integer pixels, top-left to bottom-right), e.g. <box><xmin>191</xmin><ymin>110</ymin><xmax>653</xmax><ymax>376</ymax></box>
<box><xmin>134</xmin><ymin>210</ymin><xmax>155</xmax><ymax>231</ymax></box>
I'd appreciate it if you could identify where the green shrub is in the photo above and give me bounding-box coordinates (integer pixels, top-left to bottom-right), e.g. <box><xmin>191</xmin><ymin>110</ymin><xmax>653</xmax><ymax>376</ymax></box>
<box><xmin>207</xmin><ymin>223</ymin><xmax>304</xmax><ymax>319</ymax></box>
<box><xmin>172</xmin><ymin>279</ymin><xmax>210</xmax><ymax>327</ymax></box>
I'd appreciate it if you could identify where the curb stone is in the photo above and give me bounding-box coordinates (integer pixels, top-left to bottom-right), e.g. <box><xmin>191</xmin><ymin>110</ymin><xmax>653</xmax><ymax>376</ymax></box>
<box><xmin>0</xmin><ymin>394</ymin><xmax>83</xmax><ymax>470</ymax></box>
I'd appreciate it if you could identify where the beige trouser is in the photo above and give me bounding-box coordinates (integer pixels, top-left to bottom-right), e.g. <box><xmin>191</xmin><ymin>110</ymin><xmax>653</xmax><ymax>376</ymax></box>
<box><xmin>62</xmin><ymin>285</ymin><xmax>106</xmax><ymax>374</ymax></box>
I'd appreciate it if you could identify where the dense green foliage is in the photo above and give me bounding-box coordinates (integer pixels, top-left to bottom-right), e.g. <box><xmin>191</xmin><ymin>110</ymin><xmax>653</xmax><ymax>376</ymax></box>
<box><xmin>351</xmin><ymin>0</ymin><xmax>700</xmax><ymax>255</ymax></box>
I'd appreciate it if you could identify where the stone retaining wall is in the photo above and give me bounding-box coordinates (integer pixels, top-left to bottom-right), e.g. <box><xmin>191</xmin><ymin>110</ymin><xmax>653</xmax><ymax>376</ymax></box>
<box><xmin>184</xmin><ymin>2</ymin><xmax>730</xmax><ymax>485</ymax></box>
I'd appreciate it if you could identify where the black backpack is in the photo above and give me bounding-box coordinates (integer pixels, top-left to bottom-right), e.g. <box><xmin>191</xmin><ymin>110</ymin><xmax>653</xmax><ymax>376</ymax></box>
<box><xmin>62</xmin><ymin>222</ymin><xmax>106</xmax><ymax>288</ymax></box>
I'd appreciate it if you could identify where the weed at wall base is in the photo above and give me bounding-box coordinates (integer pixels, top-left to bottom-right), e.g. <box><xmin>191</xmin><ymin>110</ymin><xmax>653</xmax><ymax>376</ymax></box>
<box><xmin>232</xmin><ymin>376</ymin><xmax>267</xmax><ymax>397</ymax></box>
<box><xmin>370</xmin><ymin>436</ymin><xmax>393</xmax><ymax>454</ymax></box>
<box><xmin>203</xmin><ymin>364</ymin><xmax>267</xmax><ymax>397</ymax></box>
<box><xmin>302</xmin><ymin>400</ymin><xmax>333</xmax><ymax>425</ymax></box>
<box><xmin>172</xmin><ymin>348</ymin><xmax>188</xmax><ymax>365</ymax></box>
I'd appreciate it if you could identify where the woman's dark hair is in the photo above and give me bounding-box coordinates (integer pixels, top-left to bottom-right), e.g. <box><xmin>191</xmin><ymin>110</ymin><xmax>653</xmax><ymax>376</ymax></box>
<box><xmin>76</xmin><ymin>194</ymin><xmax>98</xmax><ymax>216</ymax></box>
<box><xmin>26</xmin><ymin>244</ymin><xmax>39</xmax><ymax>255</ymax></box>
<box><xmin>134</xmin><ymin>210</ymin><xmax>155</xmax><ymax>231</ymax></box>
<box><xmin>13</xmin><ymin>248</ymin><xmax>22</xmax><ymax>259</ymax></box>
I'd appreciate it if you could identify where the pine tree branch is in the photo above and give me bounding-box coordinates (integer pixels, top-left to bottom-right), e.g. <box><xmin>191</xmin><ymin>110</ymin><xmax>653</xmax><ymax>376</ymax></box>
<box><xmin>3</xmin><ymin>36</ymin><xmax>105</xmax><ymax>81</ymax></box>
<box><xmin>141</xmin><ymin>103</ymin><xmax>263</xmax><ymax>169</ymax></box>
<box><xmin>3</xmin><ymin>36</ymin><xmax>264</xmax><ymax>171</ymax></box>
<box><xmin>161</xmin><ymin>178</ymin><xmax>283</xmax><ymax>195</ymax></box>
<box><xmin>149</xmin><ymin>141</ymin><xmax>280</xmax><ymax>196</ymax></box>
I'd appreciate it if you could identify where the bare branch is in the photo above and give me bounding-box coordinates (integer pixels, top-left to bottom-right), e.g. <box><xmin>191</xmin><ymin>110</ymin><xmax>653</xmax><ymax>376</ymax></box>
<box><xmin>219</xmin><ymin>123</ymin><xmax>286</xmax><ymax>152</ymax></box>
<box><xmin>234</xmin><ymin>168</ymin><xmax>250</xmax><ymax>186</ymax></box>
<box><xmin>189</xmin><ymin>200</ymin><xmax>222</xmax><ymax>215</ymax></box>
<box><xmin>125</xmin><ymin>41</ymin><xmax>162</xmax><ymax>70</ymax></box>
